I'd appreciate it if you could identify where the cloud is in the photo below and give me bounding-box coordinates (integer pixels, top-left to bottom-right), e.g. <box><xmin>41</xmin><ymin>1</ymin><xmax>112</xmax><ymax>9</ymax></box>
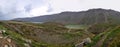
<box><xmin>0</xmin><ymin>0</ymin><xmax>49</xmax><ymax>20</ymax></box>
<box><xmin>1</xmin><ymin>0</ymin><xmax>120</xmax><ymax>20</ymax></box>
<box><xmin>49</xmin><ymin>0</ymin><xmax>81</xmax><ymax>12</ymax></box>
<box><xmin>49</xmin><ymin>0</ymin><xmax>120</xmax><ymax>12</ymax></box>
<box><xmin>30</xmin><ymin>6</ymin><xmax>49</xmax><ymax>16</ymax></box>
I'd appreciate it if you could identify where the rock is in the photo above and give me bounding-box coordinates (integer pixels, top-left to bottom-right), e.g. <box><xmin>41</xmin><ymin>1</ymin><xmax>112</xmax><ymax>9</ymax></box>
<box><xmin>75</xmin><ymin>42</ymin><xmax>84</xmax><ymax>47</ymax></box>
<box><xmin>24</xmin><ymin>43</ymin><xmax>30</xmax><ymax>47</ymax></box>
<box><xmin>22</xmin><ymin>38</ymin><xmax>32</xmax><ymax>43</ymax></box>
<box><xmin>0</xmin><ymin>30</ymin><xmax>3</xmax><ymax>34</ymax></box>
<box><xmin>2</xmin><ymin>30</ymin><xmax>6</xmax><ymax>33</ymax></box>
<box><xmin>7</xmin><ymin>38</ymin><xmax>12</xmax><ymax>43</ymax></box>
<box><xmin>75</xmin><ymin>37</ymin><xmax>92</xmax><ymax>47</ymax></box>
<box><xmin>83</xmin><ymin>38</ymin><xmax>92</xmax><ymax>45</ymax></box>
<box><xmin>0</xmin><ymin>30</ymin><xmax>17</xmax><ymax>47</ymax></box>
<box><xmin>0</xmin><ymin>30</ymin><xmax>6</xmax><ymax>34</ymax></box>
<box><xmin>0</xmin><ymin>36</ymin><xmax>3</xmax><ymax>38</ymax></box>
<box><xmin>4</xmin><ymin>45</ymin><xmax>9</xmax><ymax>47</ymax></box>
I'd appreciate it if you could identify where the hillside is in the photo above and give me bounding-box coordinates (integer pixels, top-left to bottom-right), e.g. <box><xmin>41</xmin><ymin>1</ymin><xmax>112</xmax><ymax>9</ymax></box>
<box><xmin>14</xmin><ymin>8</ymin><xmax>120</xmax><ymax>25</ymax></box>
<box><xmin>86</xmin><ymin>25</ymin><xmax>120</xmax><ymax>47</ymax></box>
<box><xmin>1</xmin><ymin>8</ymin><xmax>120</xmax><ymax>47</ymax></box>
<box><xmin>0</xmin><ymin>21</ymin><xmax>94</xmax><ymax>47</ymax></box>
<box><xmin>0</xmin><ymin>21</ymin><xmax>119</xmax><ymax>47</ymax></box>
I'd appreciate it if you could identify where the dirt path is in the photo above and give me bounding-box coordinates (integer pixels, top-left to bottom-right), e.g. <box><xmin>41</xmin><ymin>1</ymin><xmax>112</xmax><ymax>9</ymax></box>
<box><xmin>92</xmin><ymin>28</ymin><xmax>111</xmax><ymax>47</ymax></box>
<box><xmin>93</xmin><ymin>26</ymin><xmax>120</xmax><ymax>47</ymax></box>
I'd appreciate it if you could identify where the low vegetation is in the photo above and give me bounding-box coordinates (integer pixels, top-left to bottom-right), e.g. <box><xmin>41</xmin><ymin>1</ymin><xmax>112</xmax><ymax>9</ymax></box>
<box><xmin>0</xmin><ymin>21</ymin><xmax>120</xmax><ymax>47</ymax></box>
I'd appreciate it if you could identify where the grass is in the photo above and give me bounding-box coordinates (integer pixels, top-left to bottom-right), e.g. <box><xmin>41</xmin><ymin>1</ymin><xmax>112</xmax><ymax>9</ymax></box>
<box><xmin>65</xmin><ymin>24</ymin><xmax>88</xmax><ymax>29</ymax></box>
<box><xmin>86</xmin><ymin>32</ymin><xmax>105</xmax><ymax>47</ymax></box>
<box><xmin>86</xmin><ymin>26</ymin><xmax>120</xmax><ymax>47</ymax></box>
<box><xmin>86</xmin><ymin>27</ymin><xmax>112</xmax><ymax>47</ymax></box>
<box><xmin>102</xmin><ymin>27</ymin><xmax>120</xmax><ymax>47</ymax></box>
<box><xmin>0</xmin><ymin>21</ymin><xmax>94</xmax><ymax>47</ymax></box>
<box><xmin>63</xmin><ymin>33</ymin><xmax>76</xmax><ymax>39</ymax></box>
<box><xmin>0</xmin><ymin>24</ymin><xmax>26</xmax><ymax>47</ymax></box>
<box><xmin>6</xmin><ymin>31</ymin><xmax>26</xmax><ymax>47</ymax></box>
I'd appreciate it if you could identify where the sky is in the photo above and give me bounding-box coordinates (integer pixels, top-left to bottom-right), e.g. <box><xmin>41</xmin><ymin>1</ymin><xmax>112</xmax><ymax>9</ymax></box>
<box><xmin>0</xmin><ymin>0</ymin><xmax>120</xmax><ymax>20</ymax></box>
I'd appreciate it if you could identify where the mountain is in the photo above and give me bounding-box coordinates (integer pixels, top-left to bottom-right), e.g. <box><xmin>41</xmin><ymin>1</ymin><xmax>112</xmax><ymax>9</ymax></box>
<box><xmin>14</xmin><ymin>8</ymin><xmax>120</xmax><ymax>25</ymax></box>
<box><xmin>0</xmin><ymin>8</ymin><xmax>119</xmax><ymax>47</ymax></box>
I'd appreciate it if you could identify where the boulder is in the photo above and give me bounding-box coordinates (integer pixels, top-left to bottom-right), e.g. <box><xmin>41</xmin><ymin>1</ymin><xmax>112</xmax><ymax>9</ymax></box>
<box><xmin>75</xmin><ymin>37</ymin><xmax>92</xmax><ymax>47</ymax></box>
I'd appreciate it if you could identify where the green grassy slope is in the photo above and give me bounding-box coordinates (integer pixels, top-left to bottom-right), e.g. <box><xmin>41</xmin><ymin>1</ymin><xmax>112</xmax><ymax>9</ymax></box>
<box><xmin>0</xmin><ymin>21</ymin><xmax>94</xmax><ymax>47</ymax></box>
<box><xmin>0</xmin><ymin>21</ymin><xmax>120</xmax><ymax>47</ymax></box>
<box><xmin>86</xmin><ymin>25</ymin><xmax>120</xmax><ymax>47</ymax></box>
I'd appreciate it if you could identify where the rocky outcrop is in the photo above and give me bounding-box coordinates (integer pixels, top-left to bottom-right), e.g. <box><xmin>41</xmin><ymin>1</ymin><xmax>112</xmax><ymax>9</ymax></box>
<box><xmin>75</xmin><ymin>38</ymin><xmax>92</xmax><ymax>47</ymax></box>
<box><xmin>0</xmin><ymin>30</ymin><xmax>16</xmax><ymax>47</ymax></box>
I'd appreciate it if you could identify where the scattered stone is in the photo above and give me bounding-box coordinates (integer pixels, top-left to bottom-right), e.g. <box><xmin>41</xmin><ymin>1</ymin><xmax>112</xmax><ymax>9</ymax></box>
<box><xmin>4</xmin><ymin>45</ymin><xmax>9</xmax><ymax>47</ymax></box>
<box><xmin>0</xmin><ymin>30</ymin><xmax>6</xmax><ymax>33</ymax></box>
<box><xmin>24</xmin><ymin>43</ymin><xmax>30</xmax><ymax>47</ymax></box>
<box><xmin>2</xmin><ymin>30</ymin><xmax>6</xmax><ymax>33</ymax></box>
<box><xmin>75</xmin><ymin>42</ymin><xmax>84</xmax><ymax>47</ymax></box>
<box><xmin>0</xmin><ymin>36</ymin><xmax>3</xmax><ymax>38</ymax></box>
<box><xmin>83</xmin><ymin>38</ymin><xmax>92</xmax><ymax>45</ymax></box>
<box><xmin>7</xmin><ymin>38</ymin><xmax>12</xmax><ymax>43</ymax></box>
<box><xmin>22</xmin><ymin>38</ymin><xmax>32</xmax><ymax>43</ymax></box>
<box><xmin>0</xmin><ymin>30</ymin><xmax>16</xmax><ymax>47</ymax></box>
<box><xmin>0</xmin><ymin>30</ymin><xmax>2</xmax><ymax>34</ymax></box>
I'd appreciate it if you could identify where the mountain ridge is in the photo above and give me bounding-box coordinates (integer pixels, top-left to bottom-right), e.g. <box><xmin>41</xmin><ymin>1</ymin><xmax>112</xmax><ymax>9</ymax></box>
<box><xmin>13</xmin><ymin>8</ymin><xmax>120</xmax><ymax>25</ymax></box>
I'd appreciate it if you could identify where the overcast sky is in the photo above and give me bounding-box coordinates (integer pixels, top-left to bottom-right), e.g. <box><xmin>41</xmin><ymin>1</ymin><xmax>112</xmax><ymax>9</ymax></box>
<box><xmin>0</xmin><ymin>0</ymin><xmax>120</xmax><ymax>20</ymax></box>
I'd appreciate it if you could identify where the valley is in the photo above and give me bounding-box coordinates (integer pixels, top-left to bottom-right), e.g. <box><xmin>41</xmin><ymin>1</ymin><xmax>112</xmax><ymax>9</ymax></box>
<box><xmin>0</xmin><ymin>9</ymin><xmax>120</xmax><ymax>47</ymax></box>
<box><xmin>0</xmin><ymin>20</ymin><xmax>119</xmax><ymax>47</ymax></box>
